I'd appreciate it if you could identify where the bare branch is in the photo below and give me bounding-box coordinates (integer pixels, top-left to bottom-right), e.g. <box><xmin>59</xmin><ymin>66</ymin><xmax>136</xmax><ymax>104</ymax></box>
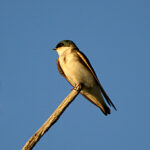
<box><xmin>22</xmin><ymin>85</ymin><xmax>82</xmax><ymax>150</ymax></box>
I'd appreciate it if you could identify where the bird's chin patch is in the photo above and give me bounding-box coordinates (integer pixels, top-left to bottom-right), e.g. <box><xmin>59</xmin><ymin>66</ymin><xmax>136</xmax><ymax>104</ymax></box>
<box><xmin>56</xmin><ymin>47</ymin><xmax>70</xmax><ymax>56</ymax></box>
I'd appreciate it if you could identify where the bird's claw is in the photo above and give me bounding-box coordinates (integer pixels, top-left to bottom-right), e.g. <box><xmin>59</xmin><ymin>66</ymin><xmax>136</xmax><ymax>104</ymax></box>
<box><xmin>73</xmin><ymin>84</ymin><xmax>82</xmax><ymax>91</ymax></box>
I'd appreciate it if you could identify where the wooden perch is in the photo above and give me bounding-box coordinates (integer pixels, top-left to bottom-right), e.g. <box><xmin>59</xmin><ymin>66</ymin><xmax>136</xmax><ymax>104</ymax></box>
<box><xmin>22</xmin><ymin>84</ymin><xmax>82</xmax><ymax>150</ymax></box>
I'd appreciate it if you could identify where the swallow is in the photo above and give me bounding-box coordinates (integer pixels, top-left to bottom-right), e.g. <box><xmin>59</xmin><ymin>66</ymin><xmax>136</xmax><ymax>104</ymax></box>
<box><xmin>53</xmin><ymin>40</ymin><xmax>116</xmax><ymax>115</ymax></box>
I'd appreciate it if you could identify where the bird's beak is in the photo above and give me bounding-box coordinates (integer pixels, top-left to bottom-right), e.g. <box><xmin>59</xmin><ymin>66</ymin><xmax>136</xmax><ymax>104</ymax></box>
<box><xmin>53</xmin><ymin>48</ymin><xmax>56</xmax><ymax>50</ymax></box>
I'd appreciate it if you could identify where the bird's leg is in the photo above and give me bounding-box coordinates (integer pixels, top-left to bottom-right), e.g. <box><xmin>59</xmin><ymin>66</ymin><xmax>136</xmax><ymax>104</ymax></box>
<box><xmin>73</xmin><ymin>83</ymin><xmax>83</xmax><ymax>92</ymax></box>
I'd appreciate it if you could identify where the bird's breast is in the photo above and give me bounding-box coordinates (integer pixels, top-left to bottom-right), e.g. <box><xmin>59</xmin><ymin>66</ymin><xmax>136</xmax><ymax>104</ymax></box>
<box><xmin>59</xmin><ymin>53</ymin><xmax>96</xmax><ymax>88</ymax></box>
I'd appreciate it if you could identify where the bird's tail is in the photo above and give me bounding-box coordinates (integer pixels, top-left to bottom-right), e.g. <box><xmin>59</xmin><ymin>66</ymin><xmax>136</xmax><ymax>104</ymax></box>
<box><xmin>81</xmin><ymin>88</ymin><xmax>111</xmax><ymax>115</ymax></box>
<box><xmin>99</xmin><ymin>103</ymin><xmax>110</xmax><ymax>115</ymax></box>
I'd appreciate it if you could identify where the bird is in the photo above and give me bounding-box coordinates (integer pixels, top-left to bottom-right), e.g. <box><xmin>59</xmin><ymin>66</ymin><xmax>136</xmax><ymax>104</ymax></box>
<box><xmin>53</xmin><ymin>40</ymin><xmax>116</xmax><ymax>115</ymax></box>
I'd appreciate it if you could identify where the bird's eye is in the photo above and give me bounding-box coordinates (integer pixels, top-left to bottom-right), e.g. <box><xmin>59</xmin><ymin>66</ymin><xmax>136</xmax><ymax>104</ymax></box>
<box><xmin>56</xmin><ymin>43</ymin><xmax>64</xmax><ymax>48</ymax></box>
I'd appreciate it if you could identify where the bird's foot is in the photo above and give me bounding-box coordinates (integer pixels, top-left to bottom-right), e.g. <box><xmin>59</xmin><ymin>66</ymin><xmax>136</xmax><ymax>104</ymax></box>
<box><xmin>73</xmin><ymin>84</ymin><xmax>82</xmax><ymax>92</ymax></box>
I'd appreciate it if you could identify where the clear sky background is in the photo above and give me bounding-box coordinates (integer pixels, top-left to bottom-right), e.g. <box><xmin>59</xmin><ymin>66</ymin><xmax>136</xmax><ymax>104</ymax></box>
<box><xmin>0</xmin><ymin>0</ymin><xmax>150</xmax><ymax>150</ymax></box>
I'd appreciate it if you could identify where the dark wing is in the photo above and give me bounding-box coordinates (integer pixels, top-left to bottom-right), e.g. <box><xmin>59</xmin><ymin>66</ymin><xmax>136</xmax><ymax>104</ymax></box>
<box><xmin>57</xmin><ymin>58</ymin><xmax>74</xmax><ymax>87</ymax></box>
<box><xmin>76</xmin><ymin>50</ymin><xmax>117</xmax><ymax>110</ymax></box>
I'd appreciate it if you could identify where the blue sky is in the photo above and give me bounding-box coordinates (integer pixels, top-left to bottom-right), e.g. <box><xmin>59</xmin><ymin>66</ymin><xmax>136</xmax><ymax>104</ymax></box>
<box><xmin>0</xmin><ymin>0</ymin><xmax>150</xmax><ymax>149</ymax></box>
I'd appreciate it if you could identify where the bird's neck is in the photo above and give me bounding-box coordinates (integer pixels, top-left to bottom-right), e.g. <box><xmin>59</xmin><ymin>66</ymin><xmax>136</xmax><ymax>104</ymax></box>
<box><xmin>57</xmin><ymin>47</ymin><xmax>73</xmax><ymax>57</ymax></box>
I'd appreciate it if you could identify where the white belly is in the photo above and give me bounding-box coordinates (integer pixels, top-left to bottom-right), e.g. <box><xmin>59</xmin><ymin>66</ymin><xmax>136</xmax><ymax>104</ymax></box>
<box><xmin>59</xmin><ymin>53</ymin><xmax>96</xmax><ymax>88</ymax></box>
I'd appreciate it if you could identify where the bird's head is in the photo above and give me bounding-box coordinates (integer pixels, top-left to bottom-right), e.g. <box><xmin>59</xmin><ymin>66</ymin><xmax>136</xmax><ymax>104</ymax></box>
<box><xmin>53</xmin><ymin>40</ymin><xmax>78</xmax><ymax>56</ymax></box>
